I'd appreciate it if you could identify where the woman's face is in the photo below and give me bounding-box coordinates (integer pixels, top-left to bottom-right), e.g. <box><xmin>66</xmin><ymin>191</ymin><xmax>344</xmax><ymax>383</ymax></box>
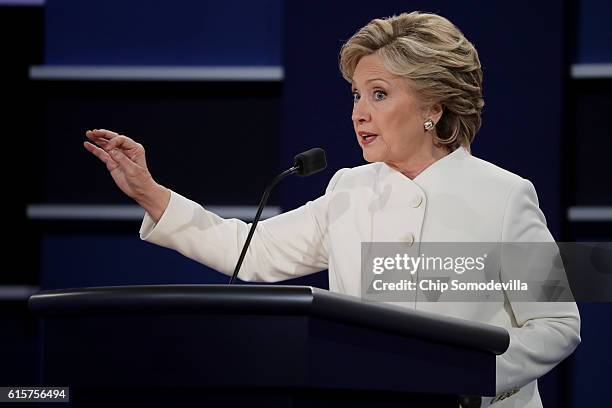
<box><xmin>351</xmin><ymin>54</ymin><xmax>439</xmax><ymax>165</ymax></box>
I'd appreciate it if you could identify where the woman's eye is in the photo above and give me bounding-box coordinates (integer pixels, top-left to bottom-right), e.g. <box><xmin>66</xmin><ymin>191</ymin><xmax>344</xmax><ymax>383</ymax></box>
<box><xmin>352</xmin><ymin>92</ymin><xmax>360</xmax><ymax>103</ymax></box>
<box><xmin>374</xmin><ymin>90</ymin><xmax>387</xmax><ymax>100</ymax></box>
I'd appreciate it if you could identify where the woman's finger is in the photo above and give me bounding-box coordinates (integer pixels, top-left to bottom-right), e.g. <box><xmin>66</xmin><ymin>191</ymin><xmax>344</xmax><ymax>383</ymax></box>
<box><xmin>84</xmin><ymin>141</ymin><xmax>118</xmax><ymax>170</ymax></box>
<box><xmin>85</xmin><ymin>129</ymin><xmax>119</xmax><ymax>140</ymax></box>
<box><xmin>104</xmin><ymin>135</ymin><xmax>141</xmax><ymax>152</ymax></box>
<box><xmin>85</xmin><ymin>132</ymin><xmax>109</xmax><ymax>147</ymax></box>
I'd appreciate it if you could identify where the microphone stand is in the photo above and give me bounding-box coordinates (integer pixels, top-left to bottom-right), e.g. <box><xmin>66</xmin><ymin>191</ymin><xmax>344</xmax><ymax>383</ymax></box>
<box><xmin>228</xmin><ymin>165</ymin><xmax>300</xmax><ymax>284</ymax></box>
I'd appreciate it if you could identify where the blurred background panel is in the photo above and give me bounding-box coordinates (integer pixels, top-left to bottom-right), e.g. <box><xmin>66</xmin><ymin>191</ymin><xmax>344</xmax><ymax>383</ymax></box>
<box><xmin>40</xmin><ymin>80</ymin><xmax>282</xmax><ymax>205</ymax></box>
<box><xmin>44</xmin><ymin>0</ymin><xmax>282</xmax><ymax>66</ymax></box>
<box><xmin>564</xmin><ymin>1</ymin><xmax>612</xmax><ymax>407</ymax></box>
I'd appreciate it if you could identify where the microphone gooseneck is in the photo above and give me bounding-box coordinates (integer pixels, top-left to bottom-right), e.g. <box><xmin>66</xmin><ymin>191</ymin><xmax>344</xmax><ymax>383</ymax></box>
<box><xmin>228</xmin><ymin>148</ymin><xmax>327</xmax><ymax>284</ymax></box>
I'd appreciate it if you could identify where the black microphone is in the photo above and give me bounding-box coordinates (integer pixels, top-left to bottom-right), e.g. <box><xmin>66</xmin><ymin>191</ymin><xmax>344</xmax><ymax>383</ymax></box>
<box><xmin>228</xmin><ymin>148</ymin><xmax>327</xmax><ymax>284</ymax></box>
<box><xmin>294</xmin><ymin>148</ymin><xmax>327</xmax><ymax>176</ymax></box>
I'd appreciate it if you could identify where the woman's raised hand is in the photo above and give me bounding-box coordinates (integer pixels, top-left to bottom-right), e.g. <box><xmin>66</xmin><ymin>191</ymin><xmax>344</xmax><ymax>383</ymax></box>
<box><xmin>84</xmin><ymin>129</ymin><xmax>170</xmax><ymax>222</ymax></box>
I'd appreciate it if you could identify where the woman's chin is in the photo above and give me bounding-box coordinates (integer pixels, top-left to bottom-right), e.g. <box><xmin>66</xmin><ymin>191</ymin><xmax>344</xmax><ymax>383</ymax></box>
<box><xmin>362</xmin><ymin>149</ymin><xmax>382</xmax><ymax>163</ymax></box>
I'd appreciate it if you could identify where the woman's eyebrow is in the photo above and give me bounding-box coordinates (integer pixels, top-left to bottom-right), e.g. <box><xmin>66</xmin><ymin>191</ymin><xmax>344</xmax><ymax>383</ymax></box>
<box><xmin>352</xmin><ymin>78</ymin><xmax>391</xmax><ymax>91</ymax></box>
<box><xmin>366</xmin><ymin>78</ymin><xmax>391</xmax><ymax>84</ymax></box>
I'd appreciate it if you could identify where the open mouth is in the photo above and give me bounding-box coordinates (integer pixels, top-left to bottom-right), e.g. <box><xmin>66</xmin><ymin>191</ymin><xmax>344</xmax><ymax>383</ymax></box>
<box><xmin>361</xmin><ymin>134</ymin><xmax>378</xmax><ymax>145</ymax></box>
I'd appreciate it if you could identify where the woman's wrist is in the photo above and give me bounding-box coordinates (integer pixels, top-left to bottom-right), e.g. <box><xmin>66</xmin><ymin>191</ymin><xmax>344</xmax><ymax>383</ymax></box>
<box><xmin>137</xmin><ymin>181</ymin><xmax>171</xmax><ymax>223</ymax></box>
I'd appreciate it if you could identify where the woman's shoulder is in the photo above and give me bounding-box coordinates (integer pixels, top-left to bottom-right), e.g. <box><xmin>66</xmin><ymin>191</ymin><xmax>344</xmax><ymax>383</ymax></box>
<box><xmin>466</xmin><ymin>152</ymin><xmax>525</xmax><ymax>186</ymax></box>
<box><xmin>423</xmin><ymin>146</ymin><xmax>526</xmax><ymax>190</ymax></box>
<box><xmin>447</xmin><ymin>149</ymin><xmax>537</xmax><ymax>204</ymax></box>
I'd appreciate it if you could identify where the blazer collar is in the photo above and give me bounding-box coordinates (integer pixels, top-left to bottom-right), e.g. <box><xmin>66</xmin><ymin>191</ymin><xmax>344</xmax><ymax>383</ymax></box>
<box><xmin>378</xmin><ymin>146</ymin><xmax>471</xmax><ymax>188</ymax></box>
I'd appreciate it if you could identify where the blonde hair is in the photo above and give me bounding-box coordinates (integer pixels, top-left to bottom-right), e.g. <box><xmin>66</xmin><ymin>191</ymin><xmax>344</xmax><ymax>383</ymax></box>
<box><xmin>339</xmin><ymin>11</ymin><xmax>484</xmax><ymax>151</ymax></box>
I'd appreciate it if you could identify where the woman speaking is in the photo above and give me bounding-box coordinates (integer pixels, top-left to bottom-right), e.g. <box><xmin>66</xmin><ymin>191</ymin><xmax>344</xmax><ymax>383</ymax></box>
<box><xmin>83</xmin><ymin>11</ymin><xmax>580</xmax><ymax>407</ymax></box>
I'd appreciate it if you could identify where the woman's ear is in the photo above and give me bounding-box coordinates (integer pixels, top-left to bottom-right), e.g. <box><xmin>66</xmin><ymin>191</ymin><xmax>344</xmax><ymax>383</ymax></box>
<box><xmin>429</xmin><ymin>103</ymin><xmax>444</xmax><ymax>123</ymax></box>
<box><xmin>420</xmin><ymin>103</ymin><xmax>444</xmax><ymax>124</ymax></box>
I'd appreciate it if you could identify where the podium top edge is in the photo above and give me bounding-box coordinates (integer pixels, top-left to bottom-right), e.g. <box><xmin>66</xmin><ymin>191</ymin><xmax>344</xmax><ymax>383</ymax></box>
<box><xmin>28</xmin><ymin>284</ymin><xmax>509</xmax><ymax>355</ymax></box>
<box><xmin>29</xmin><ymin>284</ymin><xmax>315</xmax><ymax>315</ymax></box>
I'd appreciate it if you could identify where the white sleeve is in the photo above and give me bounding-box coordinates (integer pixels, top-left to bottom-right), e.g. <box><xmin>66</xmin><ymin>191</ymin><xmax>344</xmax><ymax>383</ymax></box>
<box><xmin>139</xmin><ymin>169</ymin><xmax>347</xmax><ymax>282</ymax></box>
<box><xmin>496</xmin><ymin>178</ymin><xmax>581</xmax><ymax>393</ymax></box>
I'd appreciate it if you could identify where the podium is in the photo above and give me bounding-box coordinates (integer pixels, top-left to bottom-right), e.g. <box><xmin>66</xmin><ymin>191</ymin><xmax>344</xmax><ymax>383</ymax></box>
<box><xmin>29</xmin><ymin>285</ymin><xmax>509</xmax><ymax>407</ymax></box>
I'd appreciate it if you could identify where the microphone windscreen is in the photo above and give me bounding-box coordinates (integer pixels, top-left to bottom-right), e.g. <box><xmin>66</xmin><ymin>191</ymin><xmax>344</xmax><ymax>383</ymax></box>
<box><xmin>294</xmin><ymin>148</ymin><xmax>327</xmax><ymax>177</ymax></box>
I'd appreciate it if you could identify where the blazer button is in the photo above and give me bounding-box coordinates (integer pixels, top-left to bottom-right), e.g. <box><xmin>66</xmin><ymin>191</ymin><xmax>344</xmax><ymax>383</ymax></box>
<box><xmin>410</xmin><ymin>195</ymin><xmax>423</xmax><ymax>208</ymax></box>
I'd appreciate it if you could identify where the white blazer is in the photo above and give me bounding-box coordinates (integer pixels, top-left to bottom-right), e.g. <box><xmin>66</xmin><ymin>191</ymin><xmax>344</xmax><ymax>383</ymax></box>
<box><xmin>140</xmin><ymin>146</ymin><xmax>580</xmax><ymax>407</ymax></box>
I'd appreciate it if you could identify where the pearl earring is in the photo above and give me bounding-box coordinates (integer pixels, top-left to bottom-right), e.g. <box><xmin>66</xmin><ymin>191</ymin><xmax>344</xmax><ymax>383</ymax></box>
<box><xmin>424</xmin><ymin>119</ymin><xmax>435</xmax><ymax>131</ymax></box>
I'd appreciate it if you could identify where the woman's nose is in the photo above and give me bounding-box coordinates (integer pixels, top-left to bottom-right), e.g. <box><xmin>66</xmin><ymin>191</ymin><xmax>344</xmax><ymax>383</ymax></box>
<box><xmin>351</xmin><ymin>100</ymin><xmax>371</xmax><ymax>123</ymax></box>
